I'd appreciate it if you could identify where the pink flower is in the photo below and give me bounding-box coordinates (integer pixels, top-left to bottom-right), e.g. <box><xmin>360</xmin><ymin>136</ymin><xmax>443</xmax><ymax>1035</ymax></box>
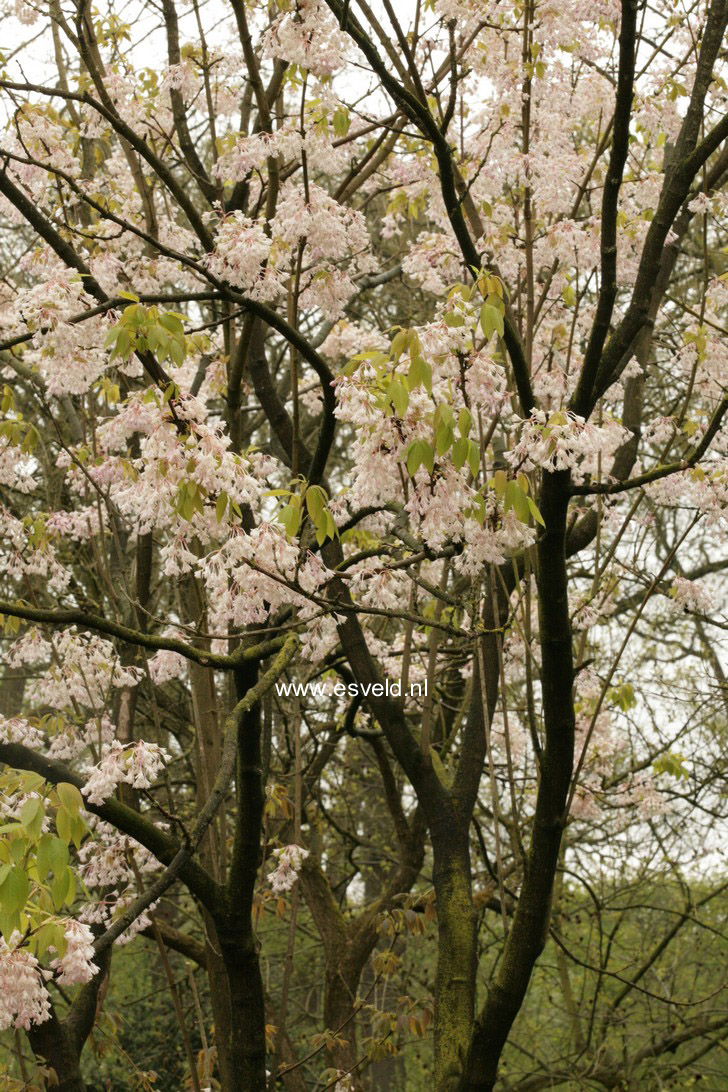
<box><xmin>52</xmin><ymin>921</ymin><xmax>98</xmax><ymax>986</ymax></box>
<box><xmin>83</xmin><ymin>740</ymin><xmax>171</xmax><ymax>804</ymax></box>
<box><xmin>0</xmin><ymin>935</ymin><xmax>51</xmax><ymax>1031</ymax></box>
<box><xmin>267</xmin><ymin>845</ymin><xmax>309</xmax><ymax>894</ymax></box>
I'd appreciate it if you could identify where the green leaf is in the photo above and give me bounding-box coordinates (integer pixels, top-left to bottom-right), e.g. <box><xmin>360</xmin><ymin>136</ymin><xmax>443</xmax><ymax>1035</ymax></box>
<box><xmin>158</xmin><ymin>312</ymin><xmax>184</xmax><ymax>335</ymax></box>
<box><xmin>390</xmin><ymin>329</ymin><xmax>408</xmax><ymax>361</ymax></box>
<box><xmin>115</xmin><ymin>327</ymin><xmax>132</xmax><ymax>358</ymax></box>
<box><xmin>435</xmin><ymin>422</ymin><xmax>454</xmax><ymax>456</ymax></box>
<box><xmin>0</xmin><ymin>911</ymin><xmax>21</xmax><ymax>941</ymax></box>
<box><xmin>64</xmin><ymin>869</ymin><xmax>77</xmax><ymax>906</ymax></box>
<box><xmin>35</xmin><ymin>834</ymin><xmax>53</xmax><ymax>881</ymax></box>
<box><xmin>527</xmin><ymin>497</ymin><xmax>545</xmax><ymax>527</ymax></box>
<box><xmin>653</xmin><ymin>751</ymin><xmax>689</xmax><ymax>780</ymax></box>
<box><xmin>2</xmin><ymin>383</ymin><xmax>16</xmax><ymax>413</ymax></box>
<box><xmin>51</xmin><ymin>867</ymin><xmax>70</xmax><ymax>910</ymax></box>
<box><xmin>10</xmin><ymin>837</ymin><xmax>26</xmax><ymax>865</ymax></box>
<box><xmin>305</xmin><ymin>486</ymin><xmax>326</xmax><ymax>524</ymax></box>
<box><xmin>387</xmin><ymin>378</ymin><xmax>409</xmax><ymax>417</ymax></box>
<box><xmin>280</xmin><ymin>502</ymin><xmax>302</xmax><ymax>539</ymax></box>
<box><xmin>56</xmin><ymin>806</ymin><xmax>72</xmax><ymax>844</ymax></box>
<box><xmin>504</xmin><ymin>480</ymin><xmax>530</xmax><ymax>523</ymax></box>
<box><xmin>452</xmin><ymin>435</ymin><xmax>468</xmax><ymax>470</ymax></box>
<box><xmin>169</xmin><ymin>338</ymin><xmax>186</xmax><ymax>367</ymax></box>
<box><xmin>49</xmin><ymin>836</ymin><xmax>69</xmax><ymax>876</ymax></box>
<box><xmin>458</xmin><ymin>407</ymin><xmax>473</xmax><ymax>437</ymax></box>
<box><xmin>407</xmin><ymin>440</ymin><xmax>423</xmax><ymax>476</ymax></box>
<box><xmin>407</xmin><ymin>355</ymin><xmax>425</xmax><ymax>391</ymax></box>
<box><xmin>56</xmin><ymin>782</ymin><xmax>83</xmax><ymax>818</ymax></box>
<box><xmin>491</xmin><ymin>469</ymin><xmax>507</xmax><ymax>499</ymax></box>
<box><xmin>20</xmin><ymin>797</ymin><xmax>44</xmax><ymax>839</ymax></box>
<box><xmin>70</xmin><ymin>815</ymin><xmax>87</xmax><ymax>850</ymax></box>
<box><xmin>341</xmin><ymin>357</ymin><xmax>362</xmax><ymax>377</ymax></box>
<box><xmin>216</xmin><ymin>490</ymin><xmax>229</xmax><ymax>523</ymax></box>
<box><xmin>0</xmin><ymin>866</ymin><xmax>30</xmax><ymax>915</ymax></box>
<box><xmin>35</xmin><ymin>921</ymin><xmax>66</xmax><ymax>958</ymax></box>
<box><xmin>325</xmin><ymin>511</ymin><xmax>337</xmax><ymax>540</ymax></box>
<box><xmin>609</xmin><ymin>681</ymin><xmax>636</xmax><ymax>711</ymax></box>
<box><xmin>333</xmin><ymin>108</ymin><xmax>350</xmax><ymax>137</ymax></box>
<box><xmin>467</xmin><ymin>439</ymin><xmax>480</xmax><ymax>478</ymax></box>
<box><xmin>480</xmin><ymin>302</ymin><xmax>504</xmax><ymax>341</ymax></box>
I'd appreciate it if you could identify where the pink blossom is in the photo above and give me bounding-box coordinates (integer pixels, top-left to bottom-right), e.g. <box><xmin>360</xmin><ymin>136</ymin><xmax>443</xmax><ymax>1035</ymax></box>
<box><xmin>83</xmin><ymin>740</ymin><xmax>171</xmax><ymax>804</ymax></box>
<box><xmin>267</xmin><ymin>845</ymin><xmax>309</xmax><ymax>894</ymax></box>
<box><xmin>0</xmin><ymin>935</ymin><xmax>51</xmax><ymax>1031</ymax></box>
<box><xmin>51</xmin><ymin>921</ymin><xmax>98</xmax><ymax>986</ymax></box>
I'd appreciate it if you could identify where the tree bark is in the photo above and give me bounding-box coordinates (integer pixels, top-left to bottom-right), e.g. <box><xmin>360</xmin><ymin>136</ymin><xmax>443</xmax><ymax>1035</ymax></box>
<box><xmin>27</xmin><ymin>947</ymin><xmax>111</xmax><ymax>1092</ymax></box>
<box><xmin>27</xmin><ymin>1009</ymin><xmax>87</xmax><ymax>1092</ymax></box>
<box><xmin>431</xmin><ymin>830</ymin><xmax>478</xmax><ymax>1089</ymax></box>
<box><xmin>459</xmin><ymin>472</ymin><xmax>575</xmax><ymax>1090</ymax></box>
<box><xmin>209</xmin><ymin>657</ymin><xmax>269</xmax><ymax>1090</ymax></box>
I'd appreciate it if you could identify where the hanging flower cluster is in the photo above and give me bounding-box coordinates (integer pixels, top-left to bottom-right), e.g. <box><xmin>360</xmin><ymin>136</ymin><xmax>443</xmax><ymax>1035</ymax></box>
<box><xmin>82</xmin><ymin>741</ymin><xmax>171</xmax><ymax>805</ymax></box>
<box><xmin>267</xmin><ymin>845</ymin><xmax>310</xmax><ymax>894</ymax></box>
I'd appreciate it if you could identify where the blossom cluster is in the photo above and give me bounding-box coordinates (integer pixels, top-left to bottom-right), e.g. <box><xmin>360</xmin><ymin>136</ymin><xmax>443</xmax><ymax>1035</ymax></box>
<box><xmin>50</xmin><ymin>920</ymin><xmax>98</xmax><ymax>986</ymax></box>
<box><xmin>0</xmin><ymin>935</ymin><xmax>51</xmax><ymax>1031</ymax></box>
<box><xmin>267</xmin><ymin>844</ymin><xmax>310</xmax><ymax>894</ymax></box>
<box><xmin>506</xmin><ymin>410</ymin><xmax>628</xmax><ymax>479</ymax></box>
<box><xmin>82</xmin><ymin>741</ymin><xmax>171</xmax><ymax>805</ymax></box>
<box><xmin>0</xmin><ymin>920</ymin><xmax>98</xmax><ymax>1032</ymax></box>
<box><xmin>263</xmin><ymin>0</ymin><xmax>349</xmax><ymax>76</ymax></box>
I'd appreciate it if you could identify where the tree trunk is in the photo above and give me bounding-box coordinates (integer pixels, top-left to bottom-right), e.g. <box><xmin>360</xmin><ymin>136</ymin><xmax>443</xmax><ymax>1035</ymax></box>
<box><xmin>27</xmin><ymin>1010</ymin><xmax>86</xmax><ymax>1092</ymax></box>
<box><xmin>200</xmin><ymin>913</ymin><xmax>236</xmax><ymax>1088</ymax></box>
<box><xmin>458</xmin><ymin>472</ymin><xmax>576</xmax><ymax>1090</ymax></box>
<box><xmin>26</xmin><ymin>947</ymin><xmax>112</xmax><ymax>1092</ymax></box>
<box><xmin>323</xmin><ymin>945</ymin><xmax>367</xmax><ymax>1085</ymax></box>
<box><xmin>216</xmin><ymin>922</ymin><xmax>268</xmax><ymax>1090</ymax></box>
<box><xmin>211</xmin><ymin>658</ymin><xmax>269</xmax><ymax>1091</ymax></box>
<box><xmin>432</xmin><ymin>831</ymin><xmax>477</xmax><ymax>1089</ymax></box>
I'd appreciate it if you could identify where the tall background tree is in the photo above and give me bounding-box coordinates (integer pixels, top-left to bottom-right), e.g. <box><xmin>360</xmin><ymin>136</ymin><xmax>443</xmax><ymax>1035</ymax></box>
<box><xmin>0</xmin><ymin>0</ymin><xmax>727</xmax><ymax>1088</ymax></box>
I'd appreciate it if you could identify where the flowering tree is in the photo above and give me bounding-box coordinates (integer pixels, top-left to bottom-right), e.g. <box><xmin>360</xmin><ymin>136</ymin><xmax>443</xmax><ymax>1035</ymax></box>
<box><xmin>0</xmin><ymin>0</ymin><xmax>727</xmax><ymax>1088</ymax></box>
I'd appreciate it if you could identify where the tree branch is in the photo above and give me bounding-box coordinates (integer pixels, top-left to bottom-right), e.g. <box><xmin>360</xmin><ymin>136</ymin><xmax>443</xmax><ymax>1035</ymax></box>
<box><xmin>0</xmin><ymin>598</ymin><xmax>286</xmax><ymax>668</ymax></box>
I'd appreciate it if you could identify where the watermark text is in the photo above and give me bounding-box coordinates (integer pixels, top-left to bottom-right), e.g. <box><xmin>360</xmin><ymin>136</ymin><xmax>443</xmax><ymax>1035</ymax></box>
<box><xmin>275</xmin><ymin>678</ymin><xmax>427</xmax><ymax>699</ymax></box>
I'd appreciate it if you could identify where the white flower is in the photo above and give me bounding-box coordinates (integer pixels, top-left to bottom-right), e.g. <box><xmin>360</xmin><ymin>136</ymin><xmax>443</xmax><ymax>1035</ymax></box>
<box><xmin>687</xmin><ymin>192</ymin><xmax>711</xmax><ymax>215</ymax></box>
<box><xmin>207</xmin><ymin>213</ymin><xmax>278</xmax><ymax>298</ymax></box>
<box><xmin>83</xmin><ymin>740</ymin><xmax>171</xmax><ymax>804</ymax></box>
<box><xmin>670</xmin><ymin>576</ymin><xmax>712</xmax><ymax>614</ymax></box>
<box><xmin>263</xmin><ymin>0</ymin><xmax>349</xmax><ymax>76</ymax></box>
<box><xmin>507</xmin><ymin>410</ymin><xmax>626</xmax><ymax>478</ymax></box>
<box><xmin>0</xmin><ymin>934</ymin><xmax>51</xmax><ymax>1031</ymax></box>
<box><xmin>0</xmin><ymin>714</ymin><xmax>45</xmax><ymax>749</ymax></box>
<box><xmin>52</xmin><ymin>920</ymin><xmax>98</xmax><ymax>985</ymax></box>
<box><xmin>267</xmin><ymin>845</ymin><xmax>309</xmax><ymax>894</ymax></box>
<box><xmin>148</xmin><ymin>649</ymin><xmax>187</xmax><ymax>685</ymax></box>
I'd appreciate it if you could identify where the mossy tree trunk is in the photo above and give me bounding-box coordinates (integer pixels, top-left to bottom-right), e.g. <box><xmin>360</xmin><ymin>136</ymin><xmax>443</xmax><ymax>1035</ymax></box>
<box><xmin>458</xmin><ymin>472</ymin><xmax>576</xmax><ymax>1090</ymax></box>
<box><xmin>431</xmin><ymin>831</ymin><xmax>478</xmax><ymax>1089</ymax></box>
